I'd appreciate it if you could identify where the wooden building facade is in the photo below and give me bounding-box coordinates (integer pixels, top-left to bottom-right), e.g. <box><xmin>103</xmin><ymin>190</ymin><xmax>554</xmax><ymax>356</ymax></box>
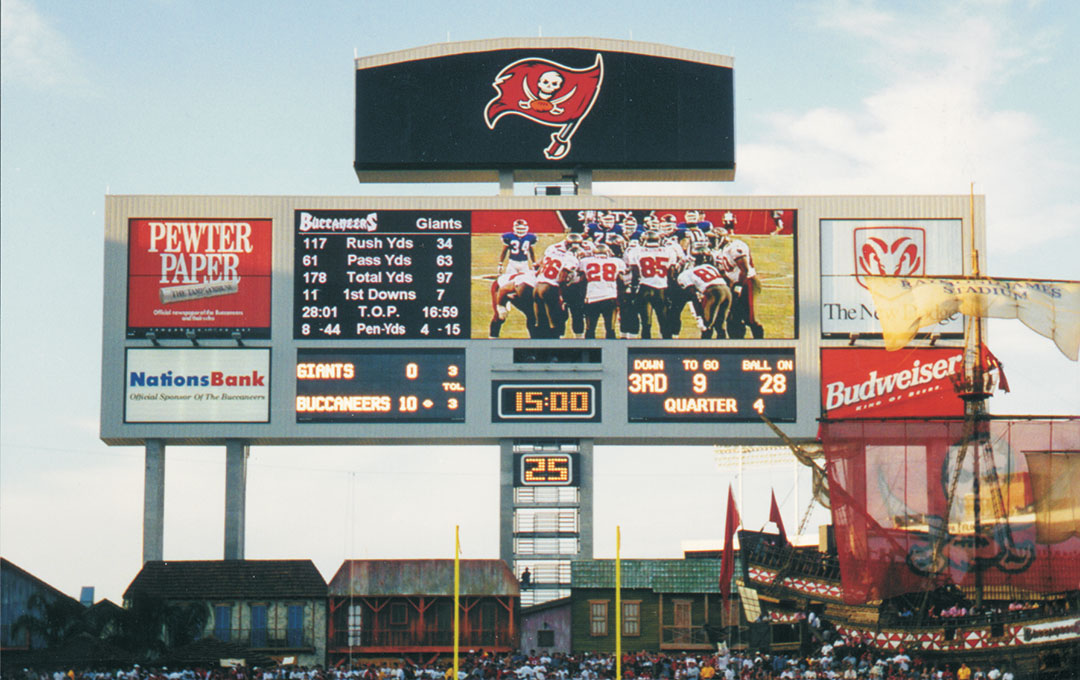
<box><xmin>123</xmin><ymin>559</ymin><xmax>328</xmax><ymax>666</ymax></box>
<box><xmin>569</xmin><ymin>560</ymin><xmax>727</xmax><ymax>654</ymax></box>
<box><xmin>327</xmin><ymin>560</ymin><xmax>519</xmax><ymax>664</ymax></box>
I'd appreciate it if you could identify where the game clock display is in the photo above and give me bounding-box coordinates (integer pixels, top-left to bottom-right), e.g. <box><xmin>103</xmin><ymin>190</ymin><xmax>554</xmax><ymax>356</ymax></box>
<box><xmin>296</xmin><ymin>348</ymin><xmax>465</xmax><ymax>422</ymax></box>
<box><xmin>492</xmin><ymin>382</ymin><xmax>601</xmax><ymax>422</ymax></box>
<box><xmin>627</xmin><ymin>348</ymin><xmax>796</xmax><ymax>422</ymax></box>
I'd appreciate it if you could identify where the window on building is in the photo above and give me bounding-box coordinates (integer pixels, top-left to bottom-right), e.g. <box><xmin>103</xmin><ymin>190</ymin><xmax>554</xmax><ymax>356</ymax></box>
<box><xmin>213</xmin><ymin>605</ymin><xmax>232</xmax><ymax>642</ymax></box>
<box><xmin>589</xmin><ymin>600</ymin><xmax>608</xmax><ymax>636</ymax></box>
<box><xmin>250</xmin><ymin>604</ymin><xmax>268</xmax><ymax>647</ymax></box>
<box><xmin>537</xmin><ymin>629</ymin><xmax>555</xmax><ymax>647</ymax></box>
<box><xmin>348</xmin><ymin>603</ymin><xmax>363</xmax><ymax>646</ymax></box>
<box><xmin>671</xmin><ymin>600</ymin><xmax>693</xmax><ymax>644</ymax></box>
<box><xmin>287</xmin><ymin>604</ymin><xmax>304</xmax><ymax>647</ymax></box>
<box><xmin>622</xmin><ymin>601</ymin><xmax>641</xmax><ymax>637</ymax></box>
<box><xmin>390</xmin><ymin>602</ymin><xmax>408</xmax><ymax>626</ymax></box>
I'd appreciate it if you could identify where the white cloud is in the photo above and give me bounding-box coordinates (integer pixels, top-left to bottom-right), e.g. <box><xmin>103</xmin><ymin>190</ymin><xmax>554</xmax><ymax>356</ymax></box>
<box><xmin>0</xmin><ymin>0</ymin><xmax>84</xmax><ymax>89</ymax></box>
<box><xmin>740</xmin><ymin>2</ymin><xmax>1077</xmax><ymax>248</ymax></box>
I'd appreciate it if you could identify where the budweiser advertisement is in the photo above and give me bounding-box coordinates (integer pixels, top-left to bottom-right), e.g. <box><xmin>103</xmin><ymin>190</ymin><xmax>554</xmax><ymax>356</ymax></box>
<box><xmin>127</xmin><ymin>218</ymin><xmax>273</xmax><ymax>338</ymax></box>
<box><xmin>821</xmin><ymin>348</ymin><xmax>967</xmax><ymax>419</ymax></box>
<box><xmin>820</xmin><ymin>219</ymin><xmax>964</xmax><ymax>337</ymax></box>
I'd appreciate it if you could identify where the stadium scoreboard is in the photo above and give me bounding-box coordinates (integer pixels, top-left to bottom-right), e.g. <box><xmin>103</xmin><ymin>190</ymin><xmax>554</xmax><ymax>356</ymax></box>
<box><xmin>101</xmin><ymin>194</ymin><xmax>984</xmax><ymax>445</ymax></box>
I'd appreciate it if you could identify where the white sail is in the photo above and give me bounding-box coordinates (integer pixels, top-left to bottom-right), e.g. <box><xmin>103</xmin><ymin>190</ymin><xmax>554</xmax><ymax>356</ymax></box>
<box><xmin>865</xmin><ymin>276</ymin><xmax>1080</xmax><ymax>360</ymax></box>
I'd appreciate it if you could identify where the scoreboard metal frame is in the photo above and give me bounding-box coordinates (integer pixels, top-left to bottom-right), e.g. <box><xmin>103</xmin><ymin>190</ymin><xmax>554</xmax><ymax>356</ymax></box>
<box><xmin>101</xmin><ymin>194</ymin><xmax>984</xmax><ymax>446</ymax></box>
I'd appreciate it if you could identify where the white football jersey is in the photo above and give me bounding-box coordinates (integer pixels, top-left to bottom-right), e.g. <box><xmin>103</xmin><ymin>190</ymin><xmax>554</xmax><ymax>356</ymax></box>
<box><xmin>715</xmin><ymin>238</ymin><xmax>756</xmax><ymax>284</ymax></box>
<box><xmin>578</xmin><ymin>255</ymin><xmax>627</xmax><ymax>303</ymax></box>
<box><xmin>497</xmin><ymin>268</ymin><xmax>536</xmax><ymax>290</ymax></box>
<box><xmin>627</xmin><ymin>245</ymin><xmax>682</xmax><ymax>289</ymax></box>
<box><xmin>535</xmin><ymin>250</ymin><xmax>579</xmax><ymax>286</ymax></box>
<box><xmin>677</xmin><ymin>263</ymin><xmax>727</xmax><ymax>294</ymax></box>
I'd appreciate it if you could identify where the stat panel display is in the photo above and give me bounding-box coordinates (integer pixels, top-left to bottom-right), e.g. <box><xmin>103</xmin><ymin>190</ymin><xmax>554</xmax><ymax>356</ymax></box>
<box><xmin>294</xmin><ymin>210</ymin><xmax>472</xmax><ymax>339</ymax></box>
<box><xmin>627</xmin><ymin>348</ymin><xmax>796</xmax><ymax>422</ymax></box>
<box><xmin>514</xmin><ymin>453</ymin><xmax>579</xmax><ymax>487</ymax></box>
<box><xmin>493</xmin><ymin>382</ymin><xmax>601</xmax><ymax>422</ymax></box>
<box><xmin>296</xmin><ymin>348</ymin><xmax>465</xmax><ymax>422</ymax></box>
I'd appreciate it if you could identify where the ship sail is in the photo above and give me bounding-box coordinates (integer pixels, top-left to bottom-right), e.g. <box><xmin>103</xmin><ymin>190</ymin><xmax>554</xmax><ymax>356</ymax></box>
<box><xmin>864</xmin><ymin>276</ymin><xmax>1080</xmax><ymax>360</ymax></box>
<box><xmin>819</xmin><ymin>418</ymin><xmax>1080</xmax><ymax>604</ymax></box>
<box><xmin>1025</xmin><ymin>450</ymin><xmax>1080</xmax><ymax>544</ymax></box>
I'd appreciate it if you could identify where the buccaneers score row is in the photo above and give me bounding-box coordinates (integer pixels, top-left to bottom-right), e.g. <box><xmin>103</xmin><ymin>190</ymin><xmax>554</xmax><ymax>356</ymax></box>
<box><xmin>295</xmin><ymin>348</ymin><xmax>795</xmax><ymax>423</ymax></box>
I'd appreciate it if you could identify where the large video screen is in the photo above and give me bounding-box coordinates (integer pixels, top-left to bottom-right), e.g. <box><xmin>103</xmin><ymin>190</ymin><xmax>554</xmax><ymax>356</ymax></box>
<box><xmin>293</xmin><ymin>208</ymin><xmax>796</xmax><ymax>340</ymax></box>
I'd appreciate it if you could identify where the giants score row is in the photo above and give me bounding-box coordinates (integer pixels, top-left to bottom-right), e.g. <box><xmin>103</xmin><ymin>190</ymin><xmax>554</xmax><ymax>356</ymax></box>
<box><xmin>293</xmin><ymin>348</ymin><xmax>795</xmax><ymax>423</ymax></box>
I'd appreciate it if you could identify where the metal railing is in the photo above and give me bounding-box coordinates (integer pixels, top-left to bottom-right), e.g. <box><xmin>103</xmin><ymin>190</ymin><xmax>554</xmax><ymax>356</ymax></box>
<box><xmin>330</xmin><ymin>628</ymin><xmax>512</xmax><ymax>649</ymax></box>
<box><xmin>211</xmin><ymin>627</ymin><xmax>312</xmax><ymax>648</ymax></box>
<box><xmin>661</xmin><ymin>626</ymin><xmax>711</xmax><ymax>646</ymax></box>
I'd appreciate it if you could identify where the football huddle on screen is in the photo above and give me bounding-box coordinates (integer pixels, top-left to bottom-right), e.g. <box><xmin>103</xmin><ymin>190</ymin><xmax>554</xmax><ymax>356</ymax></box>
<box><xmin>488</xmin><ymin>210</ymin><xmax>775</xmax><ymax>340</ymax></box>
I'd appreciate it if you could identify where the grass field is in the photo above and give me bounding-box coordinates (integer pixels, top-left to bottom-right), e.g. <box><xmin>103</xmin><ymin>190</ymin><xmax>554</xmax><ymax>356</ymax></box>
<box><xmin>470</xmin><ymin>234</ymin><xmax>795</xmax><ymax>339</ymax></box>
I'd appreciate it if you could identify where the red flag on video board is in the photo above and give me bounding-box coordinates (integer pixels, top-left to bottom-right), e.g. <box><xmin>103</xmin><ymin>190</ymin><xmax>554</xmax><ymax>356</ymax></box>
<box><xmin>484</xmin><ymin>54</ymin><xmax>604</xmax><ymax>160</ymax></box>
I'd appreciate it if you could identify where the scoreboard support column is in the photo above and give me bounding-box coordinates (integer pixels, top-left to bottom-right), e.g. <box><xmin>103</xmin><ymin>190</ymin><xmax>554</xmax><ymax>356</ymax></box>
<box><xmin>501</xmin><ymin>439</ymin><xmax>593</xmax><ymax>607</ymax></box>
<box><xmin>224</xmin><ymin>440</ymin><xmax>249</xmax><ymax>560</ymax></box>
<box><xmin>142</xmin><ymin>439</ymin><xmax>166</xmax><ymax>563</ymax></box>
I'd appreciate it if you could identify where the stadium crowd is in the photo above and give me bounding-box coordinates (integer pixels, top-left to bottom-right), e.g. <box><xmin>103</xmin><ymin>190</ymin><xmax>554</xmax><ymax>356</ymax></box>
<box><xmin>4</xmin><ymin>639</ymin><xmax>1021</xmax><ymax>680</ymax></box>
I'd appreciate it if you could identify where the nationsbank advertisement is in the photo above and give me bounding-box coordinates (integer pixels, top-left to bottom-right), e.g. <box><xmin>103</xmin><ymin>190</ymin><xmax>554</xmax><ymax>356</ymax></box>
<box><xmin>125</xmin><ymin>348</ymin><xmax>270</xmax><ymax>423</ymax></box>
<box><xmin>820</xmin><ymin>219</ymin><xmax>964</xmax><ymax>337</ymax></box>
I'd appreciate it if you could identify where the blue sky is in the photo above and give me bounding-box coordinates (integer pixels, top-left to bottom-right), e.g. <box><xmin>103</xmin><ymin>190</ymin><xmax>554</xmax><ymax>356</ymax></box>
<box><xmin>2</xmin><ymin>0</ymin><xmax>1078</xmax><ymax>603</ymax></box>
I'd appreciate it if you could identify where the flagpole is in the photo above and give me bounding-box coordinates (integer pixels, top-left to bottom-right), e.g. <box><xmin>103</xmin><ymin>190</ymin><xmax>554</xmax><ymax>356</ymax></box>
<box><xmin>454</xmin><ymin>525</ymin><xmax>460</xmax><ymax>680</ymax></box>
<box><xmin>615</xmin><ymin>525</ymin><xmax>622</xmax><ymax>680</ymax></box>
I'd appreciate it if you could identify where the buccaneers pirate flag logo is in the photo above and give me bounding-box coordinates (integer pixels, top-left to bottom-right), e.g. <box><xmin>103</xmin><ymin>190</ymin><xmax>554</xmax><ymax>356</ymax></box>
<box><xmin>484</xmin><ymin>54</ymin><xmax>604</xmax><ymax>160</ymax></box>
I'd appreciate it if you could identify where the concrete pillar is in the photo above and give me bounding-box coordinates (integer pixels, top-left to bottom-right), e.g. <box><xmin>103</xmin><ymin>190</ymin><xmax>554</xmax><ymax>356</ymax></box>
<box><xmin>224</xmin><ymin>440</ymin><xmax>249</xmax><ymax>560</ymax></box>
<box><xmin>575</xmin><ymin>169</ymin><xmax>593</xmax><ymax>195</ymax></box>
<box><xmin>578</xmin><ymin>439</ymin><xmax>594</xmax><ymax>559</ymax></box>
<box><xmin>142</xmin><ymin>440</ymin><xmax>166</xmax><ymax>563</ymax></box>
<box><xmin>499</xmin><ymin>170</ymin><xmax>514</xmax><ymax>196</ymax></box>
<box><xmin>499</xmin><ymin>440</ymin><xmax>515</xmax><ymax>566</ymax></box>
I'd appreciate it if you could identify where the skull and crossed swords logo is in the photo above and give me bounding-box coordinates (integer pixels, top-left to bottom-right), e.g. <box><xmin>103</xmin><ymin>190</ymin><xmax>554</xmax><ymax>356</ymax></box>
<box><xmin>484</xmin><ymin>54</ymin><xmax>604</xmax><ymax>160</ymax></box>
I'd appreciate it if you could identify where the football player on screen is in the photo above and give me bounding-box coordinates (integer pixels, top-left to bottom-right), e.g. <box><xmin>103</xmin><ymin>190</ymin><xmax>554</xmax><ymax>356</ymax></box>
<box><xmin>532</xmin><ymin>242</ymin><xmax>582</xmax><ymax>338</ymax></box>
<box><xmin>489</xmin><ymin>268</ymin><xmax>538</xmax><ymax>338</ymax></box>
<box><xmin>578</xmin><ymin>243</ymin><xmax>627</xmax><ymax>339</ymax></box>
<box><xmin>714</xmin><ymin>227</ymin><xmax>764</xmax><ymax>339</ymax></box>
<box><xmin>497</xmin><ymin>219</ymin><xmax>536</xmax><ymax>276</ymax></box>
<box><xmin>627</xmin><ymin>230</ymin><xmax>683</xmax><ymax>338</ymax></box>
<box><xmin>676</xmin><ymin>241</ymin><xmax>731</xmax><ymax>339</ymax></box>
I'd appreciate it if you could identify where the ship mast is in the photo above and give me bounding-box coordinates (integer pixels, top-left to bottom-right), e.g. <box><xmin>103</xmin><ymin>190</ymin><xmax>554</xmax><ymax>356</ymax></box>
<box><xmin>955</xmin><ymin>184</ymin><xmax>991</xmax><ymax>607</ymax></box>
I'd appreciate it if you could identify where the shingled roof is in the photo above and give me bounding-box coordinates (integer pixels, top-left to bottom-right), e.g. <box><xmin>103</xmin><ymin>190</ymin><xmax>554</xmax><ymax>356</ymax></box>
<box><xmin>328</xmin><ymin>560</ymin><xmax>519</xmax><ymax>597</ymax></box>
<box><xmin>124</xmin><ymin>560</ymin><xmax>327</xmax><ymax>600</ymax></box>
<box><xmin>572</xmin><ymin>559</ymin><xmax>724</xmax><ymax>593</ymax></box>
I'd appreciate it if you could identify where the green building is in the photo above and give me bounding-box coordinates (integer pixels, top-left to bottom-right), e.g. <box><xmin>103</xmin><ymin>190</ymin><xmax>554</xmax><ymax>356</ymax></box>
<box><xmin>569</xmin><ymin>559</ymin><xmax>729</xmax><ymax>654</ymax></box>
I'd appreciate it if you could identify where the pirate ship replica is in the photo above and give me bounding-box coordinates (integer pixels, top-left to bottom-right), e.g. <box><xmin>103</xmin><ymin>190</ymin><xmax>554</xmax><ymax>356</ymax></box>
<box><xmin>735</xmin><ymin>229</ymin><xmax>1080</xmax><ymax>676</ymax></box>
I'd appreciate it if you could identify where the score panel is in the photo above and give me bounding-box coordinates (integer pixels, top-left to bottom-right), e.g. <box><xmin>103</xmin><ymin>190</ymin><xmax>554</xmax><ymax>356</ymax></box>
<box><xmin>627</xmin><ymin>348</ymin><xmax>796</xmax><ymax>422</ymax></box>
<box><xmin>296</xmin><ymin>348</ymin><xmax>465</xmax><ymax>422</ymax></box>
<box><xmin>492</xmin><ymin>381</ymin><xmax>601</xmax><ymax>423</ymax></box>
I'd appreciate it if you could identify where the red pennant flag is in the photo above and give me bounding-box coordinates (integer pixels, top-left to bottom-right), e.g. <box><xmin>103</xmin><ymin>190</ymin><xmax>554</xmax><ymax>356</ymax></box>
<box><xmin>720</xmin><ymin>485</ymin><xmax>740</xmax><ymax>618</ymax></box>
<box><xmin>980</xmin><ymin>344</ymin><xmax>1011</xmax><ymax>393</ymax></box>
<box><xmin>769</xmin><ymin>489</ymin><xmax>788</xmax><ymax>544</ymax></box>
<box><xmin>484</xmin><ymin>54</ymin><xmax>604</xmax><ymax>160</ymax></box>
